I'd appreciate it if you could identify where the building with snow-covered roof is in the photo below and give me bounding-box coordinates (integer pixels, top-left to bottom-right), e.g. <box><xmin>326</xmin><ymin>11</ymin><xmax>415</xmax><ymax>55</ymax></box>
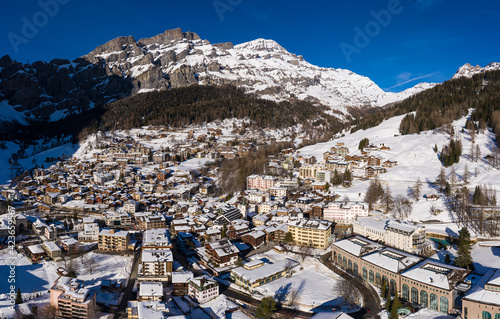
<box><xmin>172</xmin><ymin>271</ymin><xmax>194</xmax><ymax>296</ymax></box>
<box><xmin>401</xmin><ymin>260</ymin><xmax>469</xmax><ymax>313</ymax></box>
<box><xmin>78</xmin><ymin>222</ymin><xmax>99</xmax><ymax>242</ymax></box>
<box><xmin>50</xmin><ymin>276</ymin><xmax>97</xmax><ymax>319</ymax></box>
<box><xmin>42</xmin><ymin>241</ymin><xmax>62</xmax><ymax>261</ymax></box>
<box><xmin>240</xmin><ymin>230</ymin><xmax>266</xmax><ymax>248</ymax></box>
<box><xmin>332</xmin><ymin>235</ymin><xmax>469</xmax><ymax>314</ymax></box>
<box><xmin>352</xmin><ymin>217</ymin><xmax>388</xmax><ymax>242</ymax></box>
<box><xmin>188</xmin><ymin>276</ymin><xmax>219</xmax><ymax>304</ymax></box>
<box><xmin>462</xmin><ymin>269</ymin><xmax>500</xmax><ymax>319</ymax></box>
<box><xmin>205</xmin><ymin>239</ymin><xmax>239</xmax><ymax>267</ymax></box>
<box><xmin>142</xmin><ymin>228</ymin><xmax>172</xmax><ymax>249</ymax></box>
<box><xmin>353</xmin><ymin>218</ymin><xmax>432</xmax><ymax>255</ymax></box>
<box><xmin>138</xmin><ymin>282</ymin><xmax>163</xmax><ymax>301</ymax></box>
<box><xmin>127</xmin><ymin>300</ymin><xmax>169</xmax><ymax>319</ymax></box>
<box><xmin>139</xmin><ymin>249</ymin><xmax>173</xmax><ymax>281</ymax></box>
<box><xmin>385</xmin><ymin>220</ymin><xmax>431</xmax><ymax>255</ymax></box>
<box><xmin>231</xmin><ymin>258</ymin><xmax>298</xmax><ymax>292</ymax></box>
<box><xmin>323</xmin><ymin>201</ymin><xmax>368</xmax><ymax>223</ymax></box>
<box><xmin>287</xmin><ymin>219</ymin><xmax>333</xmax><ymax>249</ymax></box>
<box><xmin>98</xmin><ymin>229</ymin><xmax>130</xmax><ymax>253</ymax></box>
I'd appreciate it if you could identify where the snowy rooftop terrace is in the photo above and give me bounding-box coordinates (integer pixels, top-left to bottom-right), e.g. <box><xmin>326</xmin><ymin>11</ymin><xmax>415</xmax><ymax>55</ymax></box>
<box><xmin>333</xmin><ymin>236</ymin><xmax>384</xmax><ymax>257</ymax></box>
<box><xmin>362</xmin><ymin>247</ymin><xmax>423</xmax><ymax>273</ymax></box>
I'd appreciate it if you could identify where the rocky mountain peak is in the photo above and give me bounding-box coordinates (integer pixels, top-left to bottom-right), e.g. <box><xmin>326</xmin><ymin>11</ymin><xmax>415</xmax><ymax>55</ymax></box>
<box><xmin>452</xmin><ymin>62</ymin><xmax>500</xmax><ymax>79</ymax></box>
<box><xmin>234</xmin><ymin>38</ymin><xmax>287</xmax><ymax>53</ymax></box>
<box><xmin>138</xmin><ymin>28</ymin><xmax>200</xmax><ymax>46</ymax></box>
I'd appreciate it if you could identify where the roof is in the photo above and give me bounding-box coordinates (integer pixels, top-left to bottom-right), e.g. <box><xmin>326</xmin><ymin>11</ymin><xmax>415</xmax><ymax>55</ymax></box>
<box><xmin>99</xmin><ymin>229</ymin><xmax>129</xmax><ymax>237</ymax></box>
<box><xmin>333</xmin><ymin>236</ymin><xmax>384</xmax><ymax>257</ymax></box>
<box><xmin>386</xmin><ymin>220</ymin><xmax>421</xmax><ymax>235</ymax></box>
<box><xmin>139</xmin><ymin>282</ymin><xmax>163</xmax><ymax>297</ymax></box>
<box><xmin>143</xmin><ymin>228</ymin><xmax>171</xmax><ymax>247</ymax></box>
<box><xmin>463</xmin><ymin>269</ymin><xmax>500</xmax><ymax>306</ymax></box>
<box><xmin>362</xmin><ymin>248</ymin><xmax>423</xmax><ymax>273</ymax></box>
<box><xmin>288</xmin><ymin>218</ymin><xmax>332</xmax><ymax>231</ymax></box>
<box><xmin>142</xmin><ymin>249</ymin><xmax>173</xmax><ymax>263</ymax></box>
<box><xmin>311</xmin><ymin>312</ymin><xmax>355</xmax><ymax>319</ymax></box>
<box><xmin>231</xmin><ymin>258</ymin><xmax>298</xmax><ymax>284</ymax></box>
<box><xmin>172</xmin><ymin>271</ymin><xmax>194</xmax><ymax>284</ymax></box>
<box><xmin>28</xmin><ymin>244</ymin><xmax>45</xmax><ymax>255</ymax></box>
<box><xmin>402</xmin><ymin>259</ymin><xmax>468</xmax><ymax>290</ymax></box>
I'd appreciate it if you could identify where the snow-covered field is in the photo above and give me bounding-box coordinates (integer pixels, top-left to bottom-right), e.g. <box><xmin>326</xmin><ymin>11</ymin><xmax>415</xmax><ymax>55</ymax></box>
<box><xmin>244</xmin><ymin>250</ymin><xmax>350</xmax><ymax>312</ymax></box>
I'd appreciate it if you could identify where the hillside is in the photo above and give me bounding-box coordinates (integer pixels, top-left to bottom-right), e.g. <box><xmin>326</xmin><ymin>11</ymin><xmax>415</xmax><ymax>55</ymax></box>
<box><xmin>299</xmin><ymin>111</ymin><xmax>499</xmax><ymax>237</ymax></box>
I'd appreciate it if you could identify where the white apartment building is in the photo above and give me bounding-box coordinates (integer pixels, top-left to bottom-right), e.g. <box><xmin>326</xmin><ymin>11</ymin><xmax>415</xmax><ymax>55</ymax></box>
<box><xmin>139</xmin><ymin>249</ymin><xmax>173</xmax><ymax>281</ymax></box>
<box><xmin>352</xmin><ymin>217</ymin><xmax>432</xmax><ymax>255</ymax></box>
<box><xmin>323</xmin><ymin>201</ymin><xmax>368</xmax><ymax>222</ymax></box>
<box><xmin>188</xmin><ymin>276</ymin><xmax>219</xmax><ymax>304</ymax></box>
<box><xmin>385</xmin><ymin>221</ymin><xmax>431</xmax><ymax>255</ymax></box>
<box><xmin>78</xmin><ymin>223</ymin><xmax>99</xmax><ymax>242</ymax></box>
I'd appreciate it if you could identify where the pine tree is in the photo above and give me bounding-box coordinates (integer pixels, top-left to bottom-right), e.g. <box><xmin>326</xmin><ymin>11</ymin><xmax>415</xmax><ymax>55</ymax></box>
<box><xmin>476</xmin><ymin>144</ymin><xmax>481</xmax><ymax>162</ymax></box>
<box><xmin>454</xmin><ymin>227</ymin><xmax>473</xmax><ymax>269</ymax></box>
<box><xmin>389</xmin><ymin>294</ymin><xmax>401</xmax><ymax>319</ymax></box>
<box><xmin>15</xmin><ymin>288</ymin><xmax>22</xmax><ymax>304</ymax></box>
<box><xmin>256</xmin><ymin>297</ymin><xmax>277</xmax><ymax>319</ymax></box>
<box><xmin>444</xmin><ymin>253</ymin><xmax>451</xmax><ymax>264</ymax></box>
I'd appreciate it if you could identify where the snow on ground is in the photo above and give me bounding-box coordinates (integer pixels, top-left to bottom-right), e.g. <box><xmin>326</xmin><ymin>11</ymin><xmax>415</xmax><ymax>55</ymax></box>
<box><xmin>0</xmin><ymin>248</ymin><xmax>132</xmax><ymax>313</ymax></box>
<box><xmin>433</xmin><ymin>243</ymin><xmax>500</xmax><ymax>275</ymax></box>
<box><xmin>246</xmin><ymin>250</ymin><xmax>348</xmax><ymax>312</ymax></box>
<box><xmin>298</xmin><ymin>112</ymin><xmax>500</xmax><ymax>231</ymax></box>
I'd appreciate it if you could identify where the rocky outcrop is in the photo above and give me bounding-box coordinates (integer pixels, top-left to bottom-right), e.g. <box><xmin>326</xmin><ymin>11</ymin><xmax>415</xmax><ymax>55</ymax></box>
<box><xmin>138</xmin><ymin>28</ymin><xmax>200</xmax><ymax>46</ymax></box>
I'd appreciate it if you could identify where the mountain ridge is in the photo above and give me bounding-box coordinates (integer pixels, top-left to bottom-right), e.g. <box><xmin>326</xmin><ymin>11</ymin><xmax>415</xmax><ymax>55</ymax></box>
<box><xmin>1</xmin><ymin>28</ymin><xmax>492</xmax><ymax>126</ymax></box>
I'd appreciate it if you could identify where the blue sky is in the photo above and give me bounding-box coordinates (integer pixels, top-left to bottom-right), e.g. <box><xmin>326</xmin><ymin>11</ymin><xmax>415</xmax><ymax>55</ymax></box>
<box><xmin>1</xmin><ymin>0</ymin><xmax>499</xmax><ymax>92</ymax></box>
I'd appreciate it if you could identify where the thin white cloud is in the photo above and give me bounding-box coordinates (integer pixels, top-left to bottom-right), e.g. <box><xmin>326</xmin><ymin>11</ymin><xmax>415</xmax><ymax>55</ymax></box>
<box><xmin>387</xmin><ymin>72</ymin><xmax>439</xmax><ymax>89</ymax></box>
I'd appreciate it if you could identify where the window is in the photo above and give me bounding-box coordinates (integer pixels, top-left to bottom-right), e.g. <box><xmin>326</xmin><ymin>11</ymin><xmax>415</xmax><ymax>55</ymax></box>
<box><xmin>343</xmin><ymin>257</ymin><xmax>347</xmax><ymax>269</ymax></box>
<box><xmin>390</xmin><ymin>279</ymin><xmax>397</xmax><ymax>296</ymax></box>
<box><xmin>338</xmin><ymin>255</ymin><xmax>342</xmax><ymax>265</ymax></box>
<box><xmin>430</xmin><ymin>293</ymin><xmax>438</xmax><ymax>310</ymax></box>
<box><xmin>464</xmin><ymin>307</ymin><xmax>468</xmax><ymax>319</ymax></box>
<box><xmin>354</xmin><ymin>262</ymin><xmax>358</xmax><ymax>275</ymax></box>
<box><xmin>348</xmin><ymin>259</ymin><xmax>352</xmax><ymax>272</ymax></box>
<box><xmin>494</xmin><ymin>314</ymin><xmax>500</xmax><ymax>319</ymax></box>
<box><xmin>439</xmin><ymin>297</ymin><xmax>448</xmax><ymax>313</ymax></box>
<box><xmin>411</xmin><ymin>287</ymin><xmax>418</xmax><ymax>304</ymax></box>
<box><xmin>369</xmin><ymin>270</ymin><xmax>374</xmax><ymax>283</ymax></box>
<box><xmin>363</xmin><ymin>267</ymin><xmax>367</xmax><ymax>280</ymax></box>
<box><xmin>482</xmin><ymin>312</ymin><xmax>492</xmax><ymax>319</ymax></box>
<box><xmin>376</xmin><ymin>273</ymin><xmax>381</xmax><ymax>287</ymax></box>
<box><xmin>420</xmin><ymin>290</ymin><xmax>428</xmax><ymax>308</ymax></box>
<box><xmin>402</xmin><ymin>284</ymin><xmax>409</xmax><ymax>301</ymax></box>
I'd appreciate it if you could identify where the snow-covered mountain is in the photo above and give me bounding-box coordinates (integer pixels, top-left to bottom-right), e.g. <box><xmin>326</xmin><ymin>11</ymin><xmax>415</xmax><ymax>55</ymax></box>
<box><xmin>452</xmin><ymin>62</ymin><xmax>500</xmax><ymax>79</ymax></box>
<box><xmin>84</xmin><ymin>28</ymin><xmax>436</xmax><ymax>115</ymax></box>
<box><xmin>0</xmin><ymin>28</ymin><xmax>442</xmax><ymax>125</ymax></box>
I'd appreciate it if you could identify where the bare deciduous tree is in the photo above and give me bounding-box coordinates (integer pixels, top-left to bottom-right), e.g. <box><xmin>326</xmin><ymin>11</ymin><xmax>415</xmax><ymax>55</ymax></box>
<box><xmin>335</xmin><ymin>277</ymin><xmax>361</xmax><ymax>310</ymax></box>
<box><xmin>393</xmin><ymin>195</ymin><xmax>412</xmax><ymax>219</ymax></box>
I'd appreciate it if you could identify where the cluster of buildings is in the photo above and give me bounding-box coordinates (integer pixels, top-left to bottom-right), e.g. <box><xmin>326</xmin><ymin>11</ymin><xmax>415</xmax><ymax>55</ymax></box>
<box><xmin>332</xmin><ymin>235</ymin><xmax>500</xmax><ymax>318</ymax></box>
